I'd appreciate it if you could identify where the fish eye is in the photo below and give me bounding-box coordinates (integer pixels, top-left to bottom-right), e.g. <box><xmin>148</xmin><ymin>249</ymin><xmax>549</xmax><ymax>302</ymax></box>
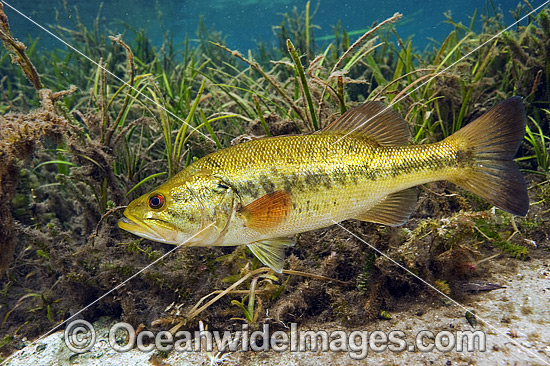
<box><xmin>148</xmin><ymin>193</ymin><xmax>165</xmax><ymax>209</ymax></box>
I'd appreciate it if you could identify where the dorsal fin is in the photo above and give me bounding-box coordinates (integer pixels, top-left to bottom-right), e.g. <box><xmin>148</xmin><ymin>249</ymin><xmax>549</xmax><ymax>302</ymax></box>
<box><xmin>321</xmin><ymin>101</ymin><xmax>411</xmax><ymax>145</ymax></box>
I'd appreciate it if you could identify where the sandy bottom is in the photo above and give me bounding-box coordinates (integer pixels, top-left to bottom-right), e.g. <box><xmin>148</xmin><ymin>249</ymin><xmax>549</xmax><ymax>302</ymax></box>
<box><xmin>3</xmin><ymin>254</ymin><xmax>549</xmax><ymax>366</ymax></box>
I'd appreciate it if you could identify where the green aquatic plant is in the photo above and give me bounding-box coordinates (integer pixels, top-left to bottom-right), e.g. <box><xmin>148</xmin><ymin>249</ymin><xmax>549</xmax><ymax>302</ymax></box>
<box><xmin>230</xmin><ymin>275</ymin><xmax>263</xmax><ymax>327</ymax></box>
<box><xmin>519</xmin><ymin>114</ymin><xmax>550</xmax><ymax>175</ymax></box>
<box><xmin>287</xmin><ymin>39</ymin><xmax>319</xmax><ymax>130</ymax></box>
<box><xmin>473</xmin><ymin>217</ymin><xmax>530</xmax><ymax>260</ymax></box>
<box><xmin>273</xmin><ymin>1</ymin><xmax>320</xmax><ymax>62</ymax></box>
<box><xmin>356</xmin><ymin>251</ymin><xmax>376</xmax><ymax>294</ymax></box>
<box><xmin>2</xmin><ymin>2</ymin><xmax>550</xmax><ymax>359</ymax></box>
<box><xmin>0</xmin><ymin>3</ymin><xmax>41</xmax><ymax>90</ymax></box>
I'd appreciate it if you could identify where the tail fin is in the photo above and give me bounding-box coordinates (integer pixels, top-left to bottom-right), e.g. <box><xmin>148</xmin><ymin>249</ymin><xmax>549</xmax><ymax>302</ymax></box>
<box><xmin>446</xmin><ymin>97</ymin><xmax>529</xmax><ymax>216</ymax></box>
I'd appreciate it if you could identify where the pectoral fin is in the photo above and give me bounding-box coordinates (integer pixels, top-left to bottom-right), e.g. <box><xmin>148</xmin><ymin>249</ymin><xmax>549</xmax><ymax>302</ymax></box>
<box><xmin>247</xmin><ymin>238</ymin><xmax>295</xmax><ymax>273</ymax></box>
<box><xmin>239</xmin><ymin>191</ymin><xmax>292</xmax><ymax>231</ymax></box>
<box><xmin>355</xmin><ymin>188</ymin><xmax>418</xmax><ymax>226</ymax></box>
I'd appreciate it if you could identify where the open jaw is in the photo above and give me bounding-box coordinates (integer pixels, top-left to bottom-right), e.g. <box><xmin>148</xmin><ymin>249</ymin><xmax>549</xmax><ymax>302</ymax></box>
<box><xmin>118</xmin><ymin>215</ymin><xmax>180</xmax><ymax>244</ymax></box>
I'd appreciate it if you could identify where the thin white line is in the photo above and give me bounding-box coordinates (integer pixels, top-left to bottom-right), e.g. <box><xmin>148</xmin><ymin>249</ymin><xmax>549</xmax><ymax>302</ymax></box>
<box><xmin>9</xmin><ymin>223</ymin><xmax>214</xmax><ymax>356</ymax></box>
<box><xmin>333</xmin><ymin>221</ymin><xmax>550</xmax><ymax>365</ymax></box>
<box><xmin>334</xmin><ymin>0</ymin><xmax>550</xmax><ymax>142</ymax></box>
<box><xmin>0</xmin><ymin>2</ymin><xmax>218</xmax><ymax>363</ymax></box>
<box><xmin>1</xmin><ymin>1</ymin><xmax>215</xmax><ymax>145</ymax></box>
<box><xmin>2</xmin><ymin>1</ymin><xmax>548</xmax><ymax>365</ymax></box>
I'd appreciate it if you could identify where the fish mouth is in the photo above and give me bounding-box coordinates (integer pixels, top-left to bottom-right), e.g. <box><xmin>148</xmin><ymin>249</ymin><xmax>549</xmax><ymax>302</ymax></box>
<box><xmin>118</xmin><ymin>214</ymin><xmax>177</xmax><ymax>243</ymax></box>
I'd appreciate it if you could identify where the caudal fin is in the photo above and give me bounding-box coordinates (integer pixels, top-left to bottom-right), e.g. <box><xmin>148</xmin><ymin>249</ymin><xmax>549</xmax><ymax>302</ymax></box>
<box><xmin>446</xmin><ymin>97</ymin><xmax>529</xmax><ymax>216</ymax></box>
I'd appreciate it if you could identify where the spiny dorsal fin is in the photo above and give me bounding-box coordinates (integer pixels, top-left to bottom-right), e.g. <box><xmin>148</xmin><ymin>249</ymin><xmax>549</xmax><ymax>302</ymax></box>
<box><xmin>355</xmin><ymin>188</ymin><xmax>418</xmax><ymax>226</ymax></box>
<box><xmin>239</xmin><ymin>191</ymin><xmax>292</xmax><ymax>231</ymax></box>
<box><xmin>248</xmin><ymin>238</ymin><xmax>295</xmax><ymax>273</ymax></box>
<box><xmin>321</xmin><ymin>101</ymin><xmax>410</xmax><ymax>145</ymax></box>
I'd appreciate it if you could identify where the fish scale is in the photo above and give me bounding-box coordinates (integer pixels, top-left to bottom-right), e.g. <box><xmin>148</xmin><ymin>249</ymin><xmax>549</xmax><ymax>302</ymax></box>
<box><xmin>195</xmin><ymin>134</ymin><xmax>458</xmax><ymax>237</ymax></box>
<box><xmin>119</xmin><ymin>98</ymin><xmax>529</xmax><ymax>272</ymax></box>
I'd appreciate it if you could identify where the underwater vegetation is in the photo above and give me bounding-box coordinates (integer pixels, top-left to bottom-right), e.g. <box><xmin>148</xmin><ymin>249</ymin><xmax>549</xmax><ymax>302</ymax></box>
<box><xmin>0</xmin><ymin>0</ymin><xmax>549</xmax><ymax>360</ymax></box>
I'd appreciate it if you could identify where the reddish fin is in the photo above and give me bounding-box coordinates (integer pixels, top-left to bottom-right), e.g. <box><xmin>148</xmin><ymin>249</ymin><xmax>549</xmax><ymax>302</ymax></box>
<box><xmin>321</xmin><ymin>101</ymin><xmax>410</xmax><ymax>145</ymax></box>
<box><xmin>240</xmin><ymin>191</ymin><xmax>292</xmax><ymax>230</ymax></box>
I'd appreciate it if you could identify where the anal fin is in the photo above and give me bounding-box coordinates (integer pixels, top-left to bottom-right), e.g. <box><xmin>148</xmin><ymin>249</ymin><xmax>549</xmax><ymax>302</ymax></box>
<box><xmin>355</xmin><ymin>188</ymin><xmax>418</xmax><ymax>226</ymax></box>
<box><xmin>247</xmin><ymin>238</ymin><xmax>295</xmax><ymax>273</ymax></box>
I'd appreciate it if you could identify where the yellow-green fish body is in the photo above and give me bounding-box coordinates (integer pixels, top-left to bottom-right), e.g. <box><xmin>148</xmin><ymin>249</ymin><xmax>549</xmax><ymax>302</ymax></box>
<box><xmin>119</xmin><ymin>98</ymin><xmax>528</xmax><ymax>271</ymax></box>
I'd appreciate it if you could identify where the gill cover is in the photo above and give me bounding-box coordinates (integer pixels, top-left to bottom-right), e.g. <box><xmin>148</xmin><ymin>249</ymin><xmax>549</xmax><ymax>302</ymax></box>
<box><xmin>119</xmin><ymin>171</ymin><xmax>239</xmax><ymax>246</ymax></box>
<box><xmin>188</xmin><ymin>172</ymin><xmax>238</xmax><ymax>244</ymax></box>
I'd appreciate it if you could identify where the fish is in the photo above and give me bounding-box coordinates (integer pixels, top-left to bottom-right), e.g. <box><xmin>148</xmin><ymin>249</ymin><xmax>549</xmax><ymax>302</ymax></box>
<box><xmin>118</xmin><ymin>97</ymin><xmax>529</xmax><ymax>272</ymax></box>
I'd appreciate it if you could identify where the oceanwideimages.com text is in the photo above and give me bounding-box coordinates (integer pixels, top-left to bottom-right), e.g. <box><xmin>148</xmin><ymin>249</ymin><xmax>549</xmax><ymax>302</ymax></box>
<box><xmin>65</xmin><ymin>320</ymin><xmax>486</xmax><ymax>359</ymax></box>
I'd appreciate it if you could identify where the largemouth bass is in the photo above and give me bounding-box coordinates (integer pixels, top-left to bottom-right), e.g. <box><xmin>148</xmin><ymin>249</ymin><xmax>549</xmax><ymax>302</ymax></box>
<box><xmin>119</xmin><ymin>97</ymin><xmax>528</xmax><ymax>272</ymax></box>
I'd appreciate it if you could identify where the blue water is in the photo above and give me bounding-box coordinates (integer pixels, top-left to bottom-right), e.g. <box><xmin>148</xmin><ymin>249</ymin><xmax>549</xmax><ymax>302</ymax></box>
<box><xmin>2</xmin><ymin>0</ymin><xmax>537</xmax><ymax>57</ymax></box>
